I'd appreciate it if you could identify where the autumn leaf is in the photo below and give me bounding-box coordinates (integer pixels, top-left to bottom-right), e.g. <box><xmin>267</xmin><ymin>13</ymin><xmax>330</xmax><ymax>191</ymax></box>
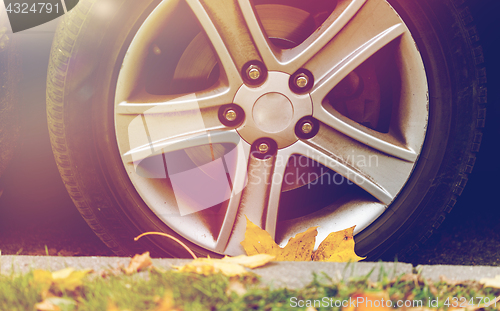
<box><xmin>173</xmin><ymin>254</ymin><xmax>274</xmax><ymax>277</ymax></box>
<box><xmin>480</xmin><ymin>275</ymin><xmax>500</xmax><ymax>289</ymax></box>
<box><xmin>33</xmin><ymin>268</ymin><xmax>92</xmax><ymax>292</ymax></box>
<box><xmin>106</xmin><ymin>300</ymin><xmax>121</xmax><ymax>311</ymax></box>
<box><xmin>240</xmin><ymin>216</ymin><xmax>317</xmax><ymax>261</ymax></box>
<box><xmin>220</xmin><ymin>254</ymin><xmax>275</xmax><ymax>268</ymax></box>
<box><xmin>240</xmin><ymin>217</ymin><xmax>365</xmax><ymax>262</ymax></box>
<box><xmin>173</xmin><ymin>257</ymin><xmax>248</xmax><ymax>277</ymax></box>
<box><xmin>240</xmin><ymin>217</ymin><xmax>282</xmax><ymax>256</ymax></box>
<box><xmin>312</xmin><ymin>227</ymin><xmax>365</xmax><ymax>262</ymax></box>
<box><xmin>151</xmin><ymin>291</ymin><xmax>181</xmax><ymax>311</ymax></box>
<box><xmin>124</xmin><ymin>252</ymin><xmax>153</xmax><ymax>274</ymax></box>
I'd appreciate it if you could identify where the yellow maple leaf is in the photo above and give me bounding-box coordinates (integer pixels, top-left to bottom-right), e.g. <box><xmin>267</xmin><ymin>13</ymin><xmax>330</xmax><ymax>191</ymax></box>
<box><xmin>241</xmin><ymin>218</ymin><xmax>365</xmax><ymax>262</ymax></box>
<box><xmin>240</xmin><ymin>217</ymin><xmax>317</xmax><ymax>261</ymax></box>
<box><xmin>312</xmin><ymin>227</ymin><xmax>365</xmax><ymax>262</ymax></box>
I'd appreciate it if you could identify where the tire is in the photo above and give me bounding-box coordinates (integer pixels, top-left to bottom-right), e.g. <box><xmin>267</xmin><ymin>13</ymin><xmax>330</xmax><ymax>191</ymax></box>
<box><xmin>0</xmin><ymin>6</ymin><xmax>21</xmax><ymax>182</ymax></box>
<box><xmin>47</xmin><ymin>0</ymin><xmax>485</xmax><ymax>259</ymax></box>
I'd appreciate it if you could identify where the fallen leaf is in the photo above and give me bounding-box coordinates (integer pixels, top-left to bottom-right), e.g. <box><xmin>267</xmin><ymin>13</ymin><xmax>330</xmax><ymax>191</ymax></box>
<box><xmin>152</xmin><ymin>291</ymin><xmax>179</xmax><ymax>311</ymax></box>
<box><xmin>33</xmin><ymin>268</ymin><xmax>92</xmax><ymax>292</ymax></box>
<box><xmin>52</xmin><ymin>268</ymin><xmax>93</xmax><ymax>291</ymax></box>
<box><xmin>240</xmin><ymin>217</ymin><xmax>281</xmax><ymax>256</ymax></box>
<box><xmin>173</xmin><ymin>258</ymin><xmax>248</xmax><ymax>277</ymax></box>
<box><xmin>241</xmin><ymin>217</ymin><xmax>317</xmax><ymax>261</ymax></box>
<box><xmin>33</xmin><ymin>269</ymin><xmax>53</xmax><ymax>290</ymax></box>
<box><xmin>220</xmin><ymin>254</ymin><xmax>275</xmax><ymax>268</ymax></box>
<box><xmin>124</xmin><ymin>252</ymin><xmax>153</xmax><ymax>274</ymax></box>
<box><xmin>241</xmin><ymin>218</ymin><xmax>364</xmax><ymax>262</ymax></box>
<box><xmin>312</xmin><ymin>226</ymin><xmax>365</xmax><ymax>262</ymax></box>
<box><xmin>480</xmin><ymin>275</ymin><xmax>500</xmax><ymax>288</ymax></box>
<box><xmin>106</xmin><ymin>300</ymin><xmax>121</xmax><ymax>311</ymax></box>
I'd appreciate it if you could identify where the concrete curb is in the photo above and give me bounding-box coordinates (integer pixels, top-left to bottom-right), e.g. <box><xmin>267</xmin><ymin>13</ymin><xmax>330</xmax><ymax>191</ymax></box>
<box><xmin>1</xmin><ymin>255</ymin><xmax>499</xmax><ymax>289</ymax></box>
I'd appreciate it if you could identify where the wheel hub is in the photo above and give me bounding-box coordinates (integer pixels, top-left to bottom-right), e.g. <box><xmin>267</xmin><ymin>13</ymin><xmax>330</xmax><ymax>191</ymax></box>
<box><xmin>235</xmin><ymin>71</ymin><xmax>313</xmax><ymax>148</ymax></box>
<box><xmin>253</xmin><ymin>92</ymin><xmax>293</xmax><ymax>133</ymax></box>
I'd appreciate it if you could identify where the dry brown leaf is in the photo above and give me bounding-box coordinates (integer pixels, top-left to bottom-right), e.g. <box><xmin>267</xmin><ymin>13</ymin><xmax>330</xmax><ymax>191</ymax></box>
<box><xmin>124</xmin><ymin>252</ymin><xmax>153</xmax><ymax>274</ymax></box>
<box><xmin>241</xmin><ymin>217</ymin><xmax>364</xmax><ymax>262</ymax></box>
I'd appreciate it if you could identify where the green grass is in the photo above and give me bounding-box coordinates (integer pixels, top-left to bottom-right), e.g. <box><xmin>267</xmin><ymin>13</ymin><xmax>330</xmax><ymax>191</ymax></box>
<box><xmin>0</xmin><ymin>265</ymin><xmax>499</xmax><ymax>311</ymax></box>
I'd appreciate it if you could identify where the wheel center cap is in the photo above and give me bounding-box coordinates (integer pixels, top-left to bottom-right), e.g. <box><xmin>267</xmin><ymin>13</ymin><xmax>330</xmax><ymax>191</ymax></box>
<box><xmin>253</xmin><ymin>93</ymin><xmax>293</xmax><ymax>133</ymax></box>
<box><xmin>234</xmin><ymin>71</ymin><xmax>313</xmax><ymax>148</ymax></box>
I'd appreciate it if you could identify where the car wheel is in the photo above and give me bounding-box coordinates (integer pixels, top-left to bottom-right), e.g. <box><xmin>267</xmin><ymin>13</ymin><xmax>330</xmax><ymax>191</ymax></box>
<box><xmin>47</xmin><ymin>0</ymin><xmax>486</xmax><ymax>259</ymax></box>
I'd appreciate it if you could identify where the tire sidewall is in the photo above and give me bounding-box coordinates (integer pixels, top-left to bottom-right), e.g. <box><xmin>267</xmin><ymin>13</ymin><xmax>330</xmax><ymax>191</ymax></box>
<box><xmin>356</xmin><ymin>0</ymin><xmax>479</xmax><ymax>259</ymax></box>
<box><xmin>61</xmin><ymin>0</ymin><xmax>213</xmax><ymax>257</ymax></box>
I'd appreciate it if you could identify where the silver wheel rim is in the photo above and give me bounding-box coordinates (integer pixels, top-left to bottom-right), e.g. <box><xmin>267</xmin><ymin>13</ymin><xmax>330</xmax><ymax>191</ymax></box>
<box><xmin>114</xmin><ymin>0</ymin><xmax>428</xmax><ymax>255</ymax></box>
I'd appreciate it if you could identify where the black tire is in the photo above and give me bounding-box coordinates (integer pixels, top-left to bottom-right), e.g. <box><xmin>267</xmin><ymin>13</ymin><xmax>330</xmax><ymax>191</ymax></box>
<box><xmin>0</xmin><ymin>9</ymin><xmax>21</xmax><ymax>182</ymax></box>
<box><xmin>47</xmin><ymin>0</ymin><xmax>486</xmax><ymax>259</ymax></box>
<box><xmin>356</xmin><ymin>0</ymin><xmax>486</xmax><ymax>260</ymax></box>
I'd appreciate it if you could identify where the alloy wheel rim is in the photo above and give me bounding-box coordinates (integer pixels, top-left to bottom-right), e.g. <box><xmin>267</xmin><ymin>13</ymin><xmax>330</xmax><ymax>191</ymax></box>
<box><xmin>114</xmin><ymin>0</ymin><xmax>428</xmax><ymax>255</ymax></box>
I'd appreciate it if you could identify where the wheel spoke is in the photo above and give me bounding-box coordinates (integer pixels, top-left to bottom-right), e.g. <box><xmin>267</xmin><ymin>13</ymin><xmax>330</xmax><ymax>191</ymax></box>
<box><xmin>116</xmin><ymin>85</ymin><xmax>233</xmax><ymax>115</ymax></box>
<box><xmin>310</xmin><ymin>23</ymin><xmax>405</xmax><ymax>101</ymax></box>
<box><xmin>313</xmin><ymin>107</ymin><xmax>417</xmax><ymax>162</ymax></box>
<box><xmin>219</xmin><ymin>148</ymin><xmax>291</xmax><ymax>255</ymax></box>
<box><xmin>278</xmin><ymin>0</ymin><xmax>368</xmax><ymax>73</ymax></box>
<box><xmin>186</xmin><ymin>0</ymin><xmax>263</xmax><ymax>81</ymax></box>
<box><xmin>237</xmin><ymin>0</ymin><xmax>280</xmax><ymax>70</ymax></box>
<box><xmin>292</xmin><ymin>123</ymin><xmax>417</xmax><ymax>204</ymax></box>
<box><xmin>214</xmin><ymin>140</ymin><xmax>250</xmax><ymax>252</ymax></box>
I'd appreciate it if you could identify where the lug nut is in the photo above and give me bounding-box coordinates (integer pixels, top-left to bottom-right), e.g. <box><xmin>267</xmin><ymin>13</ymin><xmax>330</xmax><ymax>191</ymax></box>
<box><xmin>258</xmin><ymin>143</ymin><xmax>269</xmax><ymax>154</ymax></box>
<box><xmin>301</xmin><ymin>122</ymin><xmax>313</xmax><ymax>134</ymax></box>
<box><xmin>225</xmin><ymin>109</ymin><xmax>237</xmax><ymax>122</ymax></box>
<box><xmin>295</xmin><ymin>73</ymin><xmax>309</xmax><ymax>88</ymax></box>
<box><xmin>247</xmin><ymin>65</ymin><xmax>261</xmax><ymax>80</ymax></box>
